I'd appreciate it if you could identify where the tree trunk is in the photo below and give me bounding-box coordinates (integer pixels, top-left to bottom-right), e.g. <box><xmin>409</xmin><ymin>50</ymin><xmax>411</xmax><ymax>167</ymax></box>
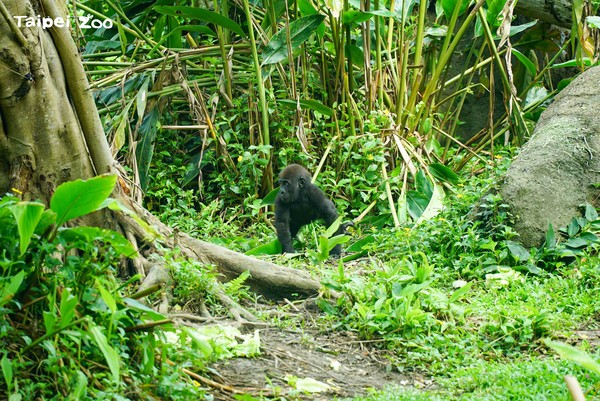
<box><xmin>0</xmin><ymin>0</ymin><xmax>320</xmax><ymax>300</ymax></box>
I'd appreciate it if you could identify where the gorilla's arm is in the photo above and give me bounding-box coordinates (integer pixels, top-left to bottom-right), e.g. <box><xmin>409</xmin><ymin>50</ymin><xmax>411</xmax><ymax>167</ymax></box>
<box><xmin>274</xmin><ymin>200</ymin><xmax>295</xmax><ymax>253</ymax></box>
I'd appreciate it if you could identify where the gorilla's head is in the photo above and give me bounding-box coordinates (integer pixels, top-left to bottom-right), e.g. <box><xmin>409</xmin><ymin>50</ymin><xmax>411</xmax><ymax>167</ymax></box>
<box><xmin>277</xmin><ymin>164</ymin><xmax>311</xmax><ymax>204</ymax></box>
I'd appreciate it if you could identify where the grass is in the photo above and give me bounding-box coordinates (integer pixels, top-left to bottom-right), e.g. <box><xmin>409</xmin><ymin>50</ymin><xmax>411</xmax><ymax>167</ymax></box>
<box><xmin>143</xmin><ymin>144</ymin><xmax>600</xmax><ymax>400</ymax></box>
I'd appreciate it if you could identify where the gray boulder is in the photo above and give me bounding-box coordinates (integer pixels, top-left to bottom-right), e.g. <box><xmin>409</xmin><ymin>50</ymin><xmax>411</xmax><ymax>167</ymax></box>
<box><xmin>499</xmin><ymin>66</ymin><xmax>600</xmax><ymax>248</ymax></box>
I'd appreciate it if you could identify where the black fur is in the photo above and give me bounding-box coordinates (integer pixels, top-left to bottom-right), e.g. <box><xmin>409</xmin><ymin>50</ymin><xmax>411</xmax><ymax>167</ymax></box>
<box><xmin>274</xmin><ymin>164</ymin><xmax>349</xmax><ymax>255</ymax></box>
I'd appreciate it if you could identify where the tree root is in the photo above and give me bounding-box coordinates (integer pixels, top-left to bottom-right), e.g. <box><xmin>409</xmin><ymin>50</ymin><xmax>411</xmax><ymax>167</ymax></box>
<box><xmin>119</xmin><ymin>199</ymin><xmax>322</xmax><ymax>299</ymax></box>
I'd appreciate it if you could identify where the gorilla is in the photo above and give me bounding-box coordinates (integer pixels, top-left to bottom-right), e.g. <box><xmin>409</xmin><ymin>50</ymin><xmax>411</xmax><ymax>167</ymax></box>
<box><xmin>274</xmin><ymin>164</ymin><xmax>350</xmax><ymax>256</ymax></box>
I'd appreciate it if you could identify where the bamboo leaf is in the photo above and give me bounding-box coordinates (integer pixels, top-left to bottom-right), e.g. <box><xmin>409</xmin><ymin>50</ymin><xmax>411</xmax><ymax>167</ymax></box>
<box><xmin>262</xmin><ymin>15</ymin><xmax>325</xmax><ymax>65</ymax></box>
<box><xmin>277</xmin><ymin>99</ymin><xmax>334</xmax><ymax>116</ymax></box>
<box><xmin>155</xmin><ymin>6</ymin><xmax>245</xmax><ymax>37</ymax></box>
<box><xmin>137</xmin><ymin>107</ymin><xmax>160</xmax><ymax>191</ymax></box>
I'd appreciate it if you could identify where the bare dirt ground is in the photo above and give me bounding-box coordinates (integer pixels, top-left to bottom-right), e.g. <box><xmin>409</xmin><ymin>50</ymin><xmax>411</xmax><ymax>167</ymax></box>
<box><xmin>200</xmin><ymin>304</ymin><xmax>433</xmax><ymax>401</ymax></box>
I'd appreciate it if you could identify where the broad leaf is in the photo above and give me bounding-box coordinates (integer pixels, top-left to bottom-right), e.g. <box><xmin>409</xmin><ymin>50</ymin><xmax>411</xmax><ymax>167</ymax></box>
<box><xmin>260</xmin><ymin>188</ymin><xmax>279</xmax><ymax>206</ymax></box>
<box><xmin>416</xmin><ymin>184</ymin><xmax>445</xmax><ymax>224</ymax></box>
<box><xmin>441</xmin><ymin>0</ymin><xmax>469</xmax><ymax>20</ymax></box>
<box><xmin>50</xmin><ymin>175</ymin><xmax>117</xmax><ymax>227</ymax></box>
<box><xmin>59</xmin><ymin>226</ymin><xmax>138</xmax><ymax>258</ymax></box>
<box><xmin>343</xmin><ymin>9</ymin><xmax>394</xmax><ymax>25</ymax></box>
<box><xmin>262</xmin><ymin>15</ymin><xmax>325</xmax><ymax>65</ymax></box>
<box><xmin>0</xmin><ymin>271</ymin><xmax>25</xmax><ymax>308</ymax></box>
<box><xmin>506</xmin><ymin>240</ymin><xmax>530</xmax><ymax>262</ymax></box>
<box><xmin>428</xmin><ymin>163</ymin><xmax>459</xmax><ymax>185</ymax></box>
<box><xmin>406</xmin><ymin>190</ymin><xmax>430</xmax><ymax>221</ymax></box>
<box><xmin>9</xmin><ymin>202</ymin><xmax>45</xmax><ymax>255</ymax></box>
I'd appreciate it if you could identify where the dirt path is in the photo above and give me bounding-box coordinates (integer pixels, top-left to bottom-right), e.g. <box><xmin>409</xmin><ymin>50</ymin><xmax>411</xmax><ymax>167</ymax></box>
<box><xmin>203</xmin><ymin>318</ymin><xmax>431</xmax><ymax>400</ymax></box>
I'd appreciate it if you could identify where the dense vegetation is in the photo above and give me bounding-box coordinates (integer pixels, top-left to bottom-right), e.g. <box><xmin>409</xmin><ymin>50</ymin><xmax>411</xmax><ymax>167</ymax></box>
<box><xmin>2</xmin><ymin>0</ymin><xmax>600</xmax><ymax>399</ymax></box>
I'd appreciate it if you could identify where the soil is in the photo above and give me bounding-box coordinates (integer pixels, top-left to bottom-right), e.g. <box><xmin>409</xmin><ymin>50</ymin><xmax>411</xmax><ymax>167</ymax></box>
<box><xmin>198</xmin><ymin>303</ymin><xmax>433</xmax><ymax>401</ymax></box>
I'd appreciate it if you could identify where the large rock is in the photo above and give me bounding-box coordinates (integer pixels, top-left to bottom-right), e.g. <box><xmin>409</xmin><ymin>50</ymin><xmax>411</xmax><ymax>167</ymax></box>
<box><xmin>500</xmin><ymin>66</ymin><xmax>600</xmax><ymax>248</ymax></box>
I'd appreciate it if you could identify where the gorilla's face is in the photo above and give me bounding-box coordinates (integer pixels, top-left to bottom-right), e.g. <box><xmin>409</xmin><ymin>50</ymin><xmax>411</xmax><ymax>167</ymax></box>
<box><xmin>277</xmin><ymin>177</ymin><xmax>300</xmax><ymax>203</ymax></box>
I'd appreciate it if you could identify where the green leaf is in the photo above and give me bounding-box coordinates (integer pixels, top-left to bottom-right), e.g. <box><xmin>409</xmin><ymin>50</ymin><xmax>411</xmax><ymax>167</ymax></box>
<box><xmin>324</xmin><ymin>216</ymin><xmax>343</xmax><ymax>238</ymax></box>
<box><xmin>567</xmin><ymin>217</ymin><xmax>581</xmax><ymax>237</ymax></box>
<box><xmin>551</xmin><ymin>58</ymin><xmax>595</xmax><ymax>69</ymax></box>
<box><xmin>58</xmin><ymin>226</ymin><xmax>138</xmax><ymax>258</ymax></box>
<box><xmin>564</xmin><ymin>237</ymin><xmax>591</xmax><ymax>249</ymax></box>
<box><xmin>345</xmin><ymin>44</ymin><xmax>364</xmax><ymax>66</ymax></box>
<box><xmin>50</xmin><ymin>175</ymin><xmax>117</xmax><ymax>227</ymax></box>
<box><xmin>416</xmin><ymin>184</ymin><xmax>445</xmax><ymax>224</ymax></box>
<box><xmin>343</xmin><ymin>9</ymin><xmax>394</xmax><ymax>25</ymax></box>
<box><xmin>43</xmin><ymin>311</ymin><xmax>56</xmax><ymax>333</ymax></box>
<box><xmin>1</xmin><ymin>354</ymin><xmax>14</xmax><ymax>394</ymax></box>
<box><xmin>96</xmin><ymin>279</ymin><xmax>117</xmax><ymax>313</ymax></box>
<box><xmin>277</xmin><ymin>99</ymin><xmax>334</xmax><ymax>116</ymax></box>
<box><xmin>583</xmin><ymin>203</ymin><xmax>598</xmax><ymax>221</ymax></box>
<box><xmin>136</xmin><ymin>77</ymin><xmax>150</xmax><ymax>120</ymax></box>
<box><xmin>262</xmin><ymin>14</ymin><xmax>325</xmax><ymax>65</ymax></box>
<box><xmin>88</xmin><ymin>322</ymin><xmax>121</xmax><ymax>382</ymax></box>
<box><xmin>449</xmin><ymin>281</ymin><xmax>473</xmax><ymax>303</ymax></box>
<box><xmin>506</xmin><ymin>240</ymin><xmax>530</xmax><ymax>262</ymax></box>
<box><xmin>9</xmin><ymin>202</ymin><xmax>45</xmax><ymax>255</ymax></box>
<box><xmin>509</xmin><ymin>20</ymin><xmax>537</xmax><ymax>36</ymax></box>
<box><xmin>486</xmin><ymin>0</ymin><xmax>507</xmax><ymax>28</ymax></box>
<box><xmin>245</xmin><ymin>239</ymin><xmax>282</xmax><ymax>256</ymax></box>
<box><xmin>406</xmin><ymin>190</ymin><xmax>429</xmax><ymax>221</ymax></box>
<box><xmin>345</xmin><ymin>235</ymin><xmax>375</xmax><ymax>252</ymax></box>
<box><xmin>415</xmin><ymin>170</ymin><xmax>433</xmax><ymax>198</ymax></box>
<box><xmin>428</xmin><ymin>163</ymin><xmax>459</xmax><ymax>185</ymax></box>
<box><xmin>155</xmin><ymin>6</ymin><xmax>245</xmax><ymax>37</ymax></box>
<box><xmin>544</xmin><ymin>339</ymin><xmax>600</xmax><ymax>375</ymax></box>
<box><xmin>147</xmin><ymin>25</ymin><xmax>217</xmax><ymax>57</ymax></box>
<box><xmin>260</xmin><ymin>188</ymin><xmax>279</xmax><ymax>206</ymax></box>
<box><xmin>0</xmin><ymin>271</ymin><xmax>25</xmax><ymax>308</ymax></box>
<box><xmin>59</xmin><ymin>288</ymin><xmax>78</xmax><ymax>327</ymax></box>
<box><xmin>137</xmin><ymin>108</ymin><xmax>160</xmax><ymax>191</ymax></box>
<box><xmin>67</xmin><ymin>371</ymin><xmax>88</xmax><ymax>401</ymax></box>
<box><xmin>545</xmin><ymin>223</ymin><xmax>556</xmax><ymax>249</ymax></box>
<box><xmin>441</xmin><ymin>0</ymin><xmax>469</xmax><ymax>20</ymax></box>
<box><xmin>511</xmin><ymin>48</ymin><xmax>537</xmax><ymax>77</ymax></box>
<box><xmin>181</xmin><ymin>326</ymin><xmax>214</xmax><ymax>359</ymax></box>
<box><xmin>116</xmin><ymin>16</ymin><xmax>127</xmax><ymax>55</ymax></box>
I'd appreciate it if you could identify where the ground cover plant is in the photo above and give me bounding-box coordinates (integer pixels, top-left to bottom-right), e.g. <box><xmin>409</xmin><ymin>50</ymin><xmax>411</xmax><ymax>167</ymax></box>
<box><xmin>1</xmin><ymin>0</ymin><xmax>600</xmax><ymax>400</ymax></box>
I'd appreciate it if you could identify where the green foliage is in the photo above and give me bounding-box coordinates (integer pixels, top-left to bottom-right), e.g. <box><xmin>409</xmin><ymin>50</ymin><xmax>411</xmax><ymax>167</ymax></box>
<box><xmin>321</xmin><ymin>253</ymin><xmax>439</xmax><ymax>338</ymax></box>
<box><xmin>0</xmin><ymin>177</ymin><xmax>203</xmax><ymax>399</ymax></box>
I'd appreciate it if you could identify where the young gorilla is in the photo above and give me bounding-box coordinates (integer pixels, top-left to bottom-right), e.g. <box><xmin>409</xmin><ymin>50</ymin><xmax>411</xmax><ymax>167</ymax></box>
<box><xmin>274</xmin><ymin>164</ymin><xmax>350</xmax><ymax>256</ymax></box>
